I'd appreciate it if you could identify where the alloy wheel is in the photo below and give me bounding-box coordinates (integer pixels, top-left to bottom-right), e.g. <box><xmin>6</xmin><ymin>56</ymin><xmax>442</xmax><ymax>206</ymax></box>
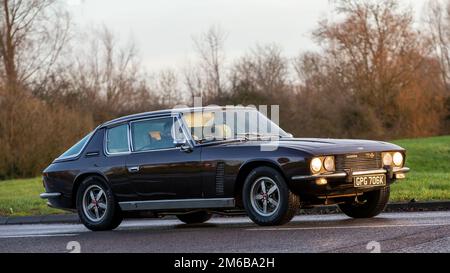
<box><xmin>250</xmin><ymin>177</ymin><xmax>281</xmax><ymax>217</ymax></box>
<box><xmin>82</xmin><ymin>185</ymin><xmax>108</xmax><ymax>222</ymax></box>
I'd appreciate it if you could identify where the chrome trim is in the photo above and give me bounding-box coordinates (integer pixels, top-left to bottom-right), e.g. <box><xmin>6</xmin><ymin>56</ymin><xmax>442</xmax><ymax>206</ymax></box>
<box><xmin>395</xmin><ymin>167</ymin><xmax>410</xmax><ymax>173</ymax></box>
<box><xmin>119</xmin><ymin>198</ymin><xmax>235</xmax><ymax>211</ymax></box>
<box><xmin>175</xmin><ymin>114</ymin><xmax>195</xmax><ymax>149</ymax></box>
<box><xmin>292</xmin><ymin>173</ymin><xmax>347</xmax><ymax>180</ymax></box>
<box><xmin>353</xmin><ymin>169</ymin><xmax>389</xmax><ymax>176</ymax></box>
<box><xmin>104</xmin><ymin>123</ymin><xmax>132</xmax><ymax>156</ymax></box>
<box><xmin>40</xmin><ymin>192</ymin><xmax>62</xmax><ymax>199</ymax></box>
<box><xmin>291</xmin><ymin>167</ymin><xmax>410</xmax><ymax>181</ymax></box>
<box><xmin>104</xmin><ymin>114</ymin><xmax>196</xmax><ymax>157</ymax></box>
<box><xmin>318</xmin><ymin>193</ymin><xmax>363</xmax><ymax>199</ymax></box>
<box><xmin>178</xmin><ymin>108</ymin><xmax>288</xmax><ymax>147</ymax></box>
<box><xmin>101</xmin><ymin>106</ymin><xmax>255</xmax><ymax>128</ymax></box>
<box><xmin>131</xmin><ymin>147</ymin><xmax>179</xmax><ymax>154</ymax></box>
<box><xmin>129</xmin><ymin>115</ymin><xmax>170</xmax><ymax>152</ymax></box>
<box><xmin>56</xmin><ymin>131</ymin><xmax>95</xmax><ymax>161</ymax></box>
<box><xmin>128</xmin><ymin>166</ymin><xmax>140</xmax><ymax>173</ymax></box>
<box><xmin>128</xmin><ymin>115</ymin><xmax>191</xmax><ymax>154</ymax></box>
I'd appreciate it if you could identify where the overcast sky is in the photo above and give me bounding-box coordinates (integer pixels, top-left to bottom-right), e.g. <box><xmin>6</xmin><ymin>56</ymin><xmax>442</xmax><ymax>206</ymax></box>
<box><xmin>67</xmin><ymin>0</ymin><xmax>426</xmax><ymax>72</ymax></box>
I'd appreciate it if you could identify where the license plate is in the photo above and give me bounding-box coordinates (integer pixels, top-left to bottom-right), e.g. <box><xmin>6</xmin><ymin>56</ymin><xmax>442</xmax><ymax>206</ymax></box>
<box><xmin>353</xmin><ymin>175</ymin><xmax>386</xmax><ymax>188</ymax></box>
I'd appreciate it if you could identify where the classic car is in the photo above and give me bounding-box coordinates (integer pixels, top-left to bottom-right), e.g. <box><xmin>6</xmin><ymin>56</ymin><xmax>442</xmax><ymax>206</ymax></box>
<box><xmin>41</xmin><ymin>106</ymin><xmax>410</xmax><ymax>231</ymax></box>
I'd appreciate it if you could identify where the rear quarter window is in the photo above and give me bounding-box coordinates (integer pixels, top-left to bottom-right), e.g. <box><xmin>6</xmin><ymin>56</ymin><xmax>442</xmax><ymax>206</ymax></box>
<box><xmin>106</xmin><ymin>124</ymin><xmax>130</xmax><ymax>154</ymax></box>
<box><xmin>58</xmin><ymin>132</ymin><xmax>93</xmax><ymax>159</ymax></box>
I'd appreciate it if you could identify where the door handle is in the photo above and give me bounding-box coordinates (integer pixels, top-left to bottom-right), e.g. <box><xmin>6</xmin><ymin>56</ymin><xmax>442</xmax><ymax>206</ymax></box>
<box><xmin>128</xmin><ymin>166</ymin><xmax>140</xmax><ymax>173</ymax></box>
<box><xmin>85</xmin><ymin>151</ymin><xmax>100</xmax><ymax>157</ymax></box>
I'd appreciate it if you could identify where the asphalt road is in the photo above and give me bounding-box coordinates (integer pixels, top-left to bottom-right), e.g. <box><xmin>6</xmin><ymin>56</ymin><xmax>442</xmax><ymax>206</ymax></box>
<box><xmin>1</xmin><ymin>211</ymin><xmax>450</xmax><ymax>253</ymax></box>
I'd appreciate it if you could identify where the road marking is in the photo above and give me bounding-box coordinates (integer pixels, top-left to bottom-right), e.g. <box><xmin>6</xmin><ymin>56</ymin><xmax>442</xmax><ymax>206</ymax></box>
<box><xmin>0</xmin><ymin>233</ymin><xmax>78</xmax><ymax>239</ymax></box>
<box><xmin>247</xmin><ymin>223</ymin><xmax>450</xmax><ymax>231</ymax></box>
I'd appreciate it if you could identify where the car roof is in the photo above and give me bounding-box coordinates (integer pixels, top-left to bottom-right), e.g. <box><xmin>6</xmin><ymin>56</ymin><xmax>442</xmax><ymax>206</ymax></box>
<box><xmin>100</xmin><ymin>106</ymin><xmax>255</xmax><ymax>128</ymax></box>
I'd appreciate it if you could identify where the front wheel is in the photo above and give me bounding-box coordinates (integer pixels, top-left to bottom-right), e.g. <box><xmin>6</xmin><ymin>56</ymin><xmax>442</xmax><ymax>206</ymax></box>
<box><xmin>338</xmin><ymin>187</ymin><xmax>390</xmax><ymax>219</ymax></box>
<box><xmin>76</xmin><ymin>176</ymin><xmax>123</xmax><ymax>231</ymax></box>
<box><xmin>243</xmin><ymin>167</ymin><xmax>300</xmax><ymax>226</ymax></box>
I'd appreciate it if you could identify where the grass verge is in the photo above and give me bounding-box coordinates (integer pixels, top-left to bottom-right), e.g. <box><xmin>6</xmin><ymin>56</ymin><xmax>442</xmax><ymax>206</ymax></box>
<box><xmin>0</xmin><ymin>136</ymin><xmax>449</xmax><ymax>217</ymax></box>
<box><xmin>0</xmin><ymin>177</ymin><xmax>66</xmax><ymax>217</ymax></box>
<box><xmin>391</xmin><ymin>136</ymin><xmax>450</xmax><ymax>202</ymax></box>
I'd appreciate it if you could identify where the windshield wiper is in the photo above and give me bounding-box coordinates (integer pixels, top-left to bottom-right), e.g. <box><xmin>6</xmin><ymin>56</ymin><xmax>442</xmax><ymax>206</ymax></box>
<box><xmin>236</xmin><ymin>133</ymin><xmax>283</xmax><ymax>139</ymax></box>
<box><xmin>196</xmin><ymin>133</ymin><xmax>282</xmax><ymax>144</ymax></box>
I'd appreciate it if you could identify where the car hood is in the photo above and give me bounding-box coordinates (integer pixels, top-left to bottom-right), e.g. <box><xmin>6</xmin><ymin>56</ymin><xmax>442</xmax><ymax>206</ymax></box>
<box><xmin>276</xmin><ymin>138</ymin><xmax>404</xmax><ymax>156</ymax></box>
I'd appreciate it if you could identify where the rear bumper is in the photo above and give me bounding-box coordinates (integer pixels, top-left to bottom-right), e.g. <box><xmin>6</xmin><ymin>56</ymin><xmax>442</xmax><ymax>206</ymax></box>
<box><xmin>40</xmin><ymin>192</ymin><xmax>62</xmax><ymax>199</ymax></box>
<box><xmin>40</xmin><ymin>191</ymin><xmax>73</xmax><ymax>209</ymax></box>
<box><xmin>42</xmin><ymin>175</ymin><xmax>74</xmax><ymax>209</ymax></box>
<box><xmin>291</xmin><ymin>167</ymin><xmax>410</xmax><ymax>181</ymax></box>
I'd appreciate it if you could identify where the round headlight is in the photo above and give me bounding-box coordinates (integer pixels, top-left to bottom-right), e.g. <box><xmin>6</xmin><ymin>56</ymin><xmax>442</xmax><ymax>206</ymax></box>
<box><xmin>383</xmin><ymin>153</ymin><xmax>393</xmax><ymax>166</ymax></box>
<box><xmin>393</xmin><ymin>152</ymin><xmax>404</xmax><ymax>167</ymax></box>
<box><xmin>324</xmin><ymin>156</ymin><xmax>335</xmax><ymax>172</ymax></box>
<box><xmin>311</xmin><ymin>158</ymin><xmax>323</xmax><ymax>174</ymax></box>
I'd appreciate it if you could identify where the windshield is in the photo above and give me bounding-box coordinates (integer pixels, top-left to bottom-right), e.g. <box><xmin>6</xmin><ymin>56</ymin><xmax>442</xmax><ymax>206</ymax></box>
<box><xmin>181</xmin><ymin>108</ymin><xmax>291</xmax><ymax>144</ymax></box>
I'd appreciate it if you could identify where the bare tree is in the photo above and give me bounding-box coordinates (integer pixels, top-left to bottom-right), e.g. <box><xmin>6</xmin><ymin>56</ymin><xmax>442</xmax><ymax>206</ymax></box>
<box><xmin>66</xmin><ymin>26</ymin><xmax>150</xmax><ymax>121</ymax></box>
<box><xmin>292</xmin><ymin>0</ymin><xmax>444</xmax><ymax>138</ymax></box>
<box><xmin>231</xmin><ymin>44</ymin><xmax>288</xmax><ymax>96</ymax></box>
<box><xmin>425</xmin><ymin>0</ymin><xmax>450</xmax><ymax>91</ymax></box>
<box><xmin>183</xmin><ymin>62</ymin><xmax>203</xmax><ymax>104</ymax></box>
<box><xmin>189</xmin><ymin>25</ymin><xmax>227</xmax><ymax>101</ymax></box>
<box><xmin>0</xmin><ymin>0</ymin><xmax>70</xmax><ymax>91</ymax></box>
<box><xmin>156</xmin><ymin>69</ymin><xmax>180</xmax><ymax>107</ymax></box>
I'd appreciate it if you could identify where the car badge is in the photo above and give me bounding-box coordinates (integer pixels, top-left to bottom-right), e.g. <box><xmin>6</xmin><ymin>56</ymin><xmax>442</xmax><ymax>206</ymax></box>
<box><xmin>366</xmin><ymin>153</ymin><xmax>375</xmax><ymax>159</ymax></box>
<box><xmin>346</xmin><ymin>154</ymin><xmax>358</xmax><ymax>159</ymax></box>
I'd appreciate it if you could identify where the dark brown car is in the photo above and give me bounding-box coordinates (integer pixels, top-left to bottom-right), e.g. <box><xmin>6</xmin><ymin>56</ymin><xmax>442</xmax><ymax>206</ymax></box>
<box><xmin>41</xmin><ymin>107</ymin><xmax>410</xmax><ymax>231</ymax></box>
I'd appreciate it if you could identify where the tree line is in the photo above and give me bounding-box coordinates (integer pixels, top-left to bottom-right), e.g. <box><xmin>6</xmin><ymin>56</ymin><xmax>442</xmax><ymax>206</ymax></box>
<box><xmin>0</xmin><ymin>0</ymin><xmax>449</xmax><ymax>179</ymax></box>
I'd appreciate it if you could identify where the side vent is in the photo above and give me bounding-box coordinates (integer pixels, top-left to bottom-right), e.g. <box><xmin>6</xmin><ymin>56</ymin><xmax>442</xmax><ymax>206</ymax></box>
<box><xmin>215</xmin><ymin>162</ymin><xmax>225</xmax><ymax>196</ymax></box>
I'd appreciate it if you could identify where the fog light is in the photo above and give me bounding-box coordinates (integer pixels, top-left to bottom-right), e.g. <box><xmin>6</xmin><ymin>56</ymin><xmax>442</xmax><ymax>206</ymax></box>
<box><xmin>395</xmin><ymin>173</ymin><xmax>406</xmax><ymax>180</ymax></box>
<box><xmin>316</xmin><ymin>178</ymin><xmax>328</xmax><ymax>186</ymax></box>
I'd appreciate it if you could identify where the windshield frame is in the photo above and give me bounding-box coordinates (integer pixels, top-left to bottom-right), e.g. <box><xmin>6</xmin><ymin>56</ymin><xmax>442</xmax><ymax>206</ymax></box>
<box><xmin>180</xmin><ymin>107</ymin><xmax>291</xmax><ymax>145</ymax></box>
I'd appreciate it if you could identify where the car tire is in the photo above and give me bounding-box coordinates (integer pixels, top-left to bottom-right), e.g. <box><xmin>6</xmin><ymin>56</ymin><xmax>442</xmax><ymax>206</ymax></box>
<box><xmin>243</xmin><ymin>166</ymin><xmax>300</xmax><ymax>226</ymax></box>
<box><xmin>76</xmin><ymin>176</ymin><xmax>123</xmax><ymax>231</ymax></box>
<box><xmin>176</xmin><ymin>211</ymin><xmax>212</xmax><ymax>224</ymax></box>
<box><xmin>338</xmin><ymin>187</ymin><xmax>390</xmax><ymax>219</ymax></box>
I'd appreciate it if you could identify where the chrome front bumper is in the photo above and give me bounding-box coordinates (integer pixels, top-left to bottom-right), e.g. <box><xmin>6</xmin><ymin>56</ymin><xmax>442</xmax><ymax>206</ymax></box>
<box><xmin>40</xmin><ymin>192</ymin><xmax>62</xmax><ymax>199</ymax></box>
<box><xmin>292</xmin><ymin>167</ymin><xmax>410</xmax><ymax>181</ymax></box>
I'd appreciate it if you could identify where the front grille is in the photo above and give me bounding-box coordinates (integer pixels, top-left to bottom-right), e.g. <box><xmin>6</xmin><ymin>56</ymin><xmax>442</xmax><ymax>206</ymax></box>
<box><xmin>335</xmin><ymin>153</ymin><xmax>382</xmax><ymax>172</ymax></box>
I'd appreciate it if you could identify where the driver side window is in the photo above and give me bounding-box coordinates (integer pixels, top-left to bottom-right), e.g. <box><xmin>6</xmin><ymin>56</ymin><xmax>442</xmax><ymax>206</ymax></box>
<box><xmin>131</xmin><ymin>117</ymin><xmax>181</xmax><ymax>152</ymax></box>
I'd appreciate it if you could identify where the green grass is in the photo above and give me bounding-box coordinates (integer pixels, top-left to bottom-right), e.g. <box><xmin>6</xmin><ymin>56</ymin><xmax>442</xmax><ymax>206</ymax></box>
<box><xmin>0</xmin><ymin>136</ymin><xmax>449</xmax><ymax>217</ymax></box>
<box><xmin>0</xmin><ymin>177</ymin><xmax>65</xmax><ymax>217</ymax></box>
<box><xmin>391</xmin><ymin>136</ymin><xmax>450</xmax><ymax>202</ymax></box>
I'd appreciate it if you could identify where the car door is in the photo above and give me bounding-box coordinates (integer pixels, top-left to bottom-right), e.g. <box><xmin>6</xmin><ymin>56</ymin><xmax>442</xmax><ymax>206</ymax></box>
<box><xmin>126</xmin><ymin>116</ymin><xmax>203</xmax><ymax>201</ymax></box>
<box><xmin>103</xmin><ymin>123</ymin><xmax>136</xmax><ymax>201</ymax></box>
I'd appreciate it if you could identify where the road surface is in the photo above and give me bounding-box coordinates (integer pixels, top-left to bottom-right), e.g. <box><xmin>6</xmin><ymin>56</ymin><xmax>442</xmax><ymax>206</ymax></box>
<box><xmin>1</xmin><ymin>211</ymin><xmax>450</xmax><ymax>253</ymax></box>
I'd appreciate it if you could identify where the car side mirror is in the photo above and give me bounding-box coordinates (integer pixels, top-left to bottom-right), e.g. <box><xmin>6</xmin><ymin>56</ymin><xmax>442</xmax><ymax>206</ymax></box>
<box><xmin>174</xmin><ymin>138</ymin><xmax>193</xmax><ymax>153</ymax></box>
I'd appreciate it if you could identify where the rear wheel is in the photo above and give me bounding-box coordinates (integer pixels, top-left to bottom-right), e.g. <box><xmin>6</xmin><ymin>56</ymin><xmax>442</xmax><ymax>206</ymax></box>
<box><xmin>76</xmin><ymin>176</ymin><xmax>123</xmax><ymax>231</ymax></box>
<box><xmin>243</xmin><ymin>167</ymin><xmax>300</xmax><ymax>226</ymax></box>
<box><xmin>176</xmin><ymin>211</ymin><xmax>212</xmax><ymax>224</ymax></box>
<box><xmin>338</xmin><ymin>187</ymin><xmax>390</xmax><ymax>218</ymax></box>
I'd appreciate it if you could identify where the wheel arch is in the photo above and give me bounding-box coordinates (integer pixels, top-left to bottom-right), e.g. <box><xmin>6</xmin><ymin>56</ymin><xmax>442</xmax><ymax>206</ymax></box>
<box><xmin>234</xmin><ymin>160</ymin><xmax>288</xmax><ymax>207</ymax></box>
